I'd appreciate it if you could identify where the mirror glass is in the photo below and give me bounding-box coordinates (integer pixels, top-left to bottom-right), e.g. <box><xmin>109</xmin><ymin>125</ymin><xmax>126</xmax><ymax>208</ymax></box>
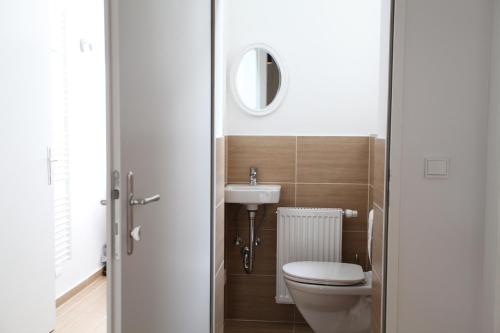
<box><xmin>235</xmin><ymin>48</ymin><xmax>282</xmax><ymax>113</ymax></box>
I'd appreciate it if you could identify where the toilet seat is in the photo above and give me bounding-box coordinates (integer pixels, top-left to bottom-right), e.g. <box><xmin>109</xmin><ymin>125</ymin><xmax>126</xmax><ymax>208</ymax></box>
<box><xmin>283</xmin><ymin>261</ymin><xmax>366</xmax><ymax>286</ymax></box>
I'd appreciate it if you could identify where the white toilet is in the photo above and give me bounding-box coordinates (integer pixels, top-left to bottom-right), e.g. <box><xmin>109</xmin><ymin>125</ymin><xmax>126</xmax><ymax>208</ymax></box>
<box><xmin>283</xmin><ymin>211</ymin><xmax>374</xmax><ymax>333</ymax></box>
<box><xmin>283</xmin><ymin>261</ymin><xmax>372</xmax><ymax>333</ymax></box>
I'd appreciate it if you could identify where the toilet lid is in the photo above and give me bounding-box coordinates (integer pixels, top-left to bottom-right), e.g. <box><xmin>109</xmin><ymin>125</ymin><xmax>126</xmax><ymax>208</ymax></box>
<box><xmin>283</xmin><ymin>261</ymin><xmax>366</xmax><ymax>286</ymax></box>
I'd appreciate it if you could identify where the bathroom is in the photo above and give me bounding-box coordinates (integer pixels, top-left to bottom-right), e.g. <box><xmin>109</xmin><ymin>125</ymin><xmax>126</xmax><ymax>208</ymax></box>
<box><xmin>213</xmin><ymin>0</ymin><xmax>391</xmax><ymax>332</ymax></box>
<box><xmin>3</xmin><ymin>0</ymin><xmax>500</xmax><ymax>332</ymax></box>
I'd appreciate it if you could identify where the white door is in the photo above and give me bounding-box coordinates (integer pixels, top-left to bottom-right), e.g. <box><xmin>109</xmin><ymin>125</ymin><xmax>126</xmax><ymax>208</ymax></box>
<box><xmin>107</xmin><ymin>1</ymin><xmax>212</xmax><ymax>332</ymax></box>
<box><xmin>0</xmin><ymin>1</ymin><xmax>56</xmax><ymax>333</ymax></box>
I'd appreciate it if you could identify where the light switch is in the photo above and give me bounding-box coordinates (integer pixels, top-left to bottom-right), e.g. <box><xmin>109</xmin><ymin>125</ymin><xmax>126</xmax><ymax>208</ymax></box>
<box><xmin>425</xmin><ymin>158</ymin><xmax>449</xmax><ymax>179</ymax></box>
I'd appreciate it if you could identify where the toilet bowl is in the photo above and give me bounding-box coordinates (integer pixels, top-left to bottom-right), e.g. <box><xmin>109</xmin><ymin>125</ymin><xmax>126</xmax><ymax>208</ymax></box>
<box><xmin>283</xmin><ymin>261</ymin><xmax>372</xmax><ymax>333</ymax></box>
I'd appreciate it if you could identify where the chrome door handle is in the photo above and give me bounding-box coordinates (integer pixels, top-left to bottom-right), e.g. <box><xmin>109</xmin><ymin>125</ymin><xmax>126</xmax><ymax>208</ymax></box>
<box><xmin>130</xmin><ymin>194</ymin><xmax>160</xmax><ymax>206</ymax></box>
<box><xmin>127</xmin><ymin>172</ymin><xmax>160</xmax><ymax>255</ymax></box>
<box><xmin>47</xmin><ymin>147</ymin><xmax>59</xmax><ymax>185</ymax></box>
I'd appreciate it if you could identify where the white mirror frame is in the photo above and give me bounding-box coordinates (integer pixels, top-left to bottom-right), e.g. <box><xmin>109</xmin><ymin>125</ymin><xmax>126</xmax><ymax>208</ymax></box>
<box><xmin>230</xmin><ymin>43</ymin><xmax>288</xmax><ymax>117</ymax></box>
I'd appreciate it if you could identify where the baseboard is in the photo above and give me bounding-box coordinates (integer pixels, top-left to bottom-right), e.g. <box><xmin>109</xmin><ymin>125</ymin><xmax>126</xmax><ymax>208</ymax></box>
<box><xmin>56</xmin><ymin>267</ymin><xmax>104</xmax><ymax>307</ymax></box>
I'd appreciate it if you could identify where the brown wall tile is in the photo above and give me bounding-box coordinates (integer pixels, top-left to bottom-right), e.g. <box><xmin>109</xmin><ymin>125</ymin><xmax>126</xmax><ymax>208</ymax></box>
<box><xmin>373</xmin><ymin>138</ymin><xmax>386</xmax><ymax>208</ymax></box>
<box><xmin>297</xmin><ymin>136</ymin><xmax>369</xmax><ymax>184</ymax></box>
<box><xmin>215</xmin><ymin>268</ymin><xmax>225</xmax><ymax>333</ymax></box>
<box><xmin>368</xmin><ymin>186</ymin><xmax>374</xmax><ymax>213</ymax></box>
<box><xmin>215</xmin><ymin>203</ymin><xmax>225</xmax><ymax>272</ymax></box>
<box><xmin>225</xmin><ymin>321</ymin><xmax>293</xmax><ymax>333</ymax></box>
<box><xmin>215</xmin><ymin>136</ymin><xmax>226</xmax><ymax>332</ymax></box>
<box><xmin>224</xmin><ymin>135</ymin><xmax>373</xmax><ymax>325</ymax></box>
<box><xmin>227</xmin><ymin>136</ymin><xmax>296</xmax><ymax>183</ymax></box>
<box><xmin>294</xmin><ymin>306</ymin><xmax>307</xmax><ymax>323</ymax></box>
<box><xmin>369</xmin><ymin>136</ymin><xmax>375</xmax><ymax>186</ymax></box>
<box><xmin>296</xmin><ymin>184</ymin><xmax>368</xmax><ymax>231</ymax></box>
<box><xmin>227</xmin><ymin>228</ymin><xmax>277</xmax><ymax>275</ymax></box>
<box><xmin>225</xmin><ymin>136</ymin><xmax>229</xmax><ymax>185</ymax></box>
<box><xmin>371</xmin><ymin>149</ymin><xmax>384</xmax><ymax>333</ymax></box>
<box><xmin>216</xmin><ymin>137</ymin><xmax>225</xmax><ymax>205</ymax></box>
<box><xmin>372</xmin><ymin>206</ymin><xmax>384</xmax><ymax>242</ymax></box>
<box><xmin>224</xmin><ymin>204</ymin><xmax>234</xmax><ymax>267</ymax></box>
<box><xmin>226</xmin><ymin>275</ymin><xmax>294</xmax><ymax>322</ymax></box>
<box><xmin>294</xmin><ymin>324</ymin><xmax>314</xmax><ymax>333</ymax></box>
<box><xmin>371</xmin><ymin>207</ymin><xmax>384</xmax><ymax>278</ymax></box>
<box><xmin>342</xmin><ymin>231</ymin><xmax>368</xmax><ymax>269</ymax></box>
<box><xmin>372</xmin><ymin>273</ymin><xmax>382</xmax><ymax>333</ymax></box>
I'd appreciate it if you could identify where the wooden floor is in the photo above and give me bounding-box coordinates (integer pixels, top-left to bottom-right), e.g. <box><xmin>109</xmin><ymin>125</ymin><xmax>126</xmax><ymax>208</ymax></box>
<box><xmin>55</xmin><ymin>276</ymin><xmax>107</xmax><ymax>333</ymax></box>
<box><xmin>55</xmin><ymin>278</ymin><xmax>315</xmax><ymax>333</ymax></box>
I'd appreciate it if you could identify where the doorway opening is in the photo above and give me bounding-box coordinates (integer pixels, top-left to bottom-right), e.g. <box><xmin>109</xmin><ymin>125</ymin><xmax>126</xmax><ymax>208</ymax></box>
<box><xmin>212</xmin><ymin>0</ymin><xmax>392</xmax><ymax>332</ymax></box>
<box><xmin>49</xmin><ymin>0</ymin><xmax>108</xmax><ymax>331</ymax></box>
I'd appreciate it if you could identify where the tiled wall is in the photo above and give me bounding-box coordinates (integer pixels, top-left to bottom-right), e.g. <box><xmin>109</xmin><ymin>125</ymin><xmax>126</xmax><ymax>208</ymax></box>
<box><xmin>214</xmin><ymin>137</ymin><xmax>225</xmax><ymax>333</ymax></box>
<box><xmin>224</xmin><ymin>136</ymin><xmax>372</xmax><ymax>328</ymax></box>
<box><xmin>369</xmin><ymin>136</ymin><xmax>386</xmax><ymax>333</ymax></box>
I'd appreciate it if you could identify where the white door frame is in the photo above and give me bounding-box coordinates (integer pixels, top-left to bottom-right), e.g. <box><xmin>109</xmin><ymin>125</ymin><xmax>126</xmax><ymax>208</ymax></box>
<box><xmin>104</xmin><ymin>0</ymin><xmax>121</xmax><ymax>332</ymax></box>
<box><xmin>385</xmin><ymin>0</ymin><xmax>407</xmax><ymax>332</ymax></box>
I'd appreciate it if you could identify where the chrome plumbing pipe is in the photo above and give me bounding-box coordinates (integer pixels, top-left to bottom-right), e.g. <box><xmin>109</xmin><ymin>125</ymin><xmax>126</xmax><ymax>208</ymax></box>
<box><xmin>243</xmin><ymin>210</ymin><xmax>257</xmax><ymax>273</ymax></box>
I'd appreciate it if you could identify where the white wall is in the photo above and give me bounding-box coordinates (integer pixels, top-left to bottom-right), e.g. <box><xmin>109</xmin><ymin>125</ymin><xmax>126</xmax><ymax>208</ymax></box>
<box><xmin>55</xmin><ymin>0</ymin><xmax>107</xmax><ymax>298</ymax></box>
<box><xmin>214</xmin><ymin>0</ymin><xmax>224</xmax><ymax>138</ymax></box>
<box><xmin>377</xmin><ymin>0</ymin><xmax>392</xmax><ymax>139</ymax></box>
<box><xmin>483</xmin><ymin>0</ymin><xmax>500</xmax><ymax>331</ymax></box>
<box><xmin>0</xmin><ymin>1</ymin><xmax>57</xmax><ymax>331</ymax></box>
<box><xmin>393</xmin><ymin>0</ymin><xmax>493</xmax><ymax>332</ymax></box>
<box><xmin>224</xmin><ymin>0</ymin><xmax>382</xmax><ymax>136</ymax></box>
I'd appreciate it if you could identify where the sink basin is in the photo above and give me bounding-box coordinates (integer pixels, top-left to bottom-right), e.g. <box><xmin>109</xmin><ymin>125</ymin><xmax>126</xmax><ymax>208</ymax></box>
<box><xmin>225</xmin><ymin>184</ymin><xmax>281</xmax><ymax>210</ymax></box>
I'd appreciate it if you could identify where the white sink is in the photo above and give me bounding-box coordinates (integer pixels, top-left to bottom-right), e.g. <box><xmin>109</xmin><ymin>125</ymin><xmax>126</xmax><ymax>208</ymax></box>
<box><xmin>225</xmin><ymin>184</ymin><xmax>281</xmax><ymax>210</ymax></box>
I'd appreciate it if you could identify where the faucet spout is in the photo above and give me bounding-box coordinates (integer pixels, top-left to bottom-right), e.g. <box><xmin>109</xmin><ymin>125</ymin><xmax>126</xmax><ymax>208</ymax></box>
<box><xmin>249</xmin><ymin>167</ymin><xmax>257</xmax><ymax>186</ymax></box>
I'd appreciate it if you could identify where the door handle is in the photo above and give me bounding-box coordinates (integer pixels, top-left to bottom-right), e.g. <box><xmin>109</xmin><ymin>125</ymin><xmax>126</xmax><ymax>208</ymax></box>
<box><xmin>127</xmin><ymin>172</ymin><xmax>160</xmax><ymax>255</ymax></box>
<box><xmin>130</xmin><ymin>194</ymin><xmax>160</xmax><ymax>206</ymax></box>
<box><xmin>47</xmin><ymin>147</ymin><xmax>59</xmax><ymax>185</ymax></box>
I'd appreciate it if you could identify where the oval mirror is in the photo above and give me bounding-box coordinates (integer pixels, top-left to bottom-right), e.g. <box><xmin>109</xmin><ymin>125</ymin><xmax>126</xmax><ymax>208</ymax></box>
<box><xmin>231</xmin><ymin>45</ymin><xmax>286</xmax><ymax>116</ymax></box>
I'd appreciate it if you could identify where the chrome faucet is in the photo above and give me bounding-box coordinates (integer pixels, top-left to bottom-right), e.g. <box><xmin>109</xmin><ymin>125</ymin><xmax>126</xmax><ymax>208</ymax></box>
<box><xmin>249</xmin><ymin>167</ymin><xmax>257</xmax><ymax>186</ymax></box>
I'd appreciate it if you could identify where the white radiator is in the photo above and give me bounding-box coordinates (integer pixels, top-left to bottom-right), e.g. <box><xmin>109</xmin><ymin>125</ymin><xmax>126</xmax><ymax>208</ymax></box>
<box><xmin>276</xmin><ymin>207</ymin><xmax>343</xmax><ymax>304</ymax></box>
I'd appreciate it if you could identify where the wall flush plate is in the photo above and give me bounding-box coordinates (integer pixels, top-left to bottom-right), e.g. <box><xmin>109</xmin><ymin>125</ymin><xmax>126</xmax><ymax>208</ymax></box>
<box><xmin>425</xmin><ymin>158</ymin><xmax>450</xmax><ymax>179</ymax></box>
